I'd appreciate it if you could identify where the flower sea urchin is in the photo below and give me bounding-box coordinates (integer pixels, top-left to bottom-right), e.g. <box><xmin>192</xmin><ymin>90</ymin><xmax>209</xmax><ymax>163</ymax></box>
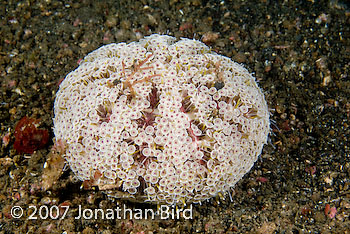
<box><xmin>53</xmin><ymin>34</ymin><xmax>270</xmax><ymax>205</ymax></box>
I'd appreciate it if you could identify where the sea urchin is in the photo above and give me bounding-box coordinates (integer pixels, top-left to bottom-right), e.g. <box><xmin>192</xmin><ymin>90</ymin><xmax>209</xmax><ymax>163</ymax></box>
<box><xmin>53</xmin><ymin>34</ymin><xmax>270</xmax><ymax>205</ymax></box>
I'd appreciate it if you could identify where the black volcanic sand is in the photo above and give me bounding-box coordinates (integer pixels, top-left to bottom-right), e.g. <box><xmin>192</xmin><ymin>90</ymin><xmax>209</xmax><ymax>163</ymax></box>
<box><xmin>0</xmin><ymin>1</ymin><xmax>349</xmax><ymax>233</ymax></box>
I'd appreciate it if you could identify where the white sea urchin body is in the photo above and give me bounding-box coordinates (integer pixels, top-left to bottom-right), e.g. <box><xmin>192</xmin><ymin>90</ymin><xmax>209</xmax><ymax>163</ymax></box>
<box><xmin>53</xmin><ymin>34</ymin><xmax>269</xmax><ymax>205</ymax></box>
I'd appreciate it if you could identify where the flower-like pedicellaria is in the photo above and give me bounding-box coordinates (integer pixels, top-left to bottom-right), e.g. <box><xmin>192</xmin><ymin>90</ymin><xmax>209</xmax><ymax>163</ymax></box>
<box><xmin>53</xmin><ymin>34</ymin><xmax>270</xmax><ymax>205</ymax></box>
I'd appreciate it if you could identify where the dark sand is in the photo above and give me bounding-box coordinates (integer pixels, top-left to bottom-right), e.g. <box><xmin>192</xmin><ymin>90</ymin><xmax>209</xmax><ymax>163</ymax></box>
<box><xmin>0</xmin><ymin>0</ymin><xmax>349</xmax><ymax>233</ymax></box>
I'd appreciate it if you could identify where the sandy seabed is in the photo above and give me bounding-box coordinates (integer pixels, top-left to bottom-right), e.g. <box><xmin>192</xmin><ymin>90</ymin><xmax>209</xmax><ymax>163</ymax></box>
<box><xmin>0</xmin><ymin>0</ymin><xmax>349</xmax><ymax>233</ymax></box>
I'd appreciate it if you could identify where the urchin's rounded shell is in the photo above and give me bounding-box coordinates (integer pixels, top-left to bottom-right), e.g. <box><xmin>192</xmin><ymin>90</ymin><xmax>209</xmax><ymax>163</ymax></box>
<box><xmin>53</xmin><ymin>34</ymin><xmax>269</xmax><ymax>205</ymax></box>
